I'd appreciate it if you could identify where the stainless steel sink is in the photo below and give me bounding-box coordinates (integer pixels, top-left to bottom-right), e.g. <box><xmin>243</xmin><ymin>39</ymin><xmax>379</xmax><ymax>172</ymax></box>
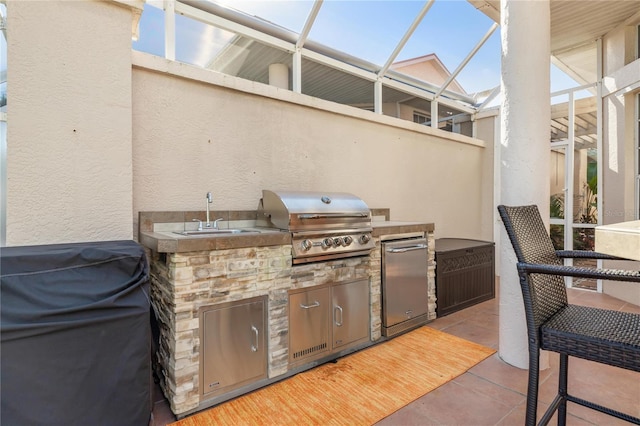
<box><xmin>174</xmin><ymin>229</ymin><xmax>257</xmax><ymax>236</ymax></box>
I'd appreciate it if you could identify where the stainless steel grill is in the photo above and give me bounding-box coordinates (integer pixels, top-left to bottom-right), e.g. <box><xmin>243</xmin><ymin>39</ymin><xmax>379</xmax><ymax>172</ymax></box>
<box><xmin>258</xmin><ymin>190</ymin><xmax>375</xmax><ymax>264</ymax></box>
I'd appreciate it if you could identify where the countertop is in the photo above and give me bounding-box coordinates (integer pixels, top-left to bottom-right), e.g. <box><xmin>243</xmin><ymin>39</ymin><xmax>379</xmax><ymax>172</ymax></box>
<box><xmin>138</xmin><ymin>228</ymin><xmax>291</xmax><ymax>253</ymax></box>
<box><xmin>140</xmin><ymin>221</ymin><xmax>435</xmax><ymax>253</ymax></box>
<box><xmin>595</xmin><ymin>220</ymin><xmax>640</xmax><ymax>262</ymax></box>
<box><xmin>371</xmin><ymin>221</ymin><xmax>434</xmax><ymax>237</ymax></box>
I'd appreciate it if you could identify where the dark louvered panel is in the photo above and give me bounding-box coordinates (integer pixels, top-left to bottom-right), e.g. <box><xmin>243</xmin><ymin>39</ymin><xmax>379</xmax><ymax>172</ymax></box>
<box><xmin>435</xmin><ymin>239</ymin><xmax>495</xmax><ymax>317</ymax></box>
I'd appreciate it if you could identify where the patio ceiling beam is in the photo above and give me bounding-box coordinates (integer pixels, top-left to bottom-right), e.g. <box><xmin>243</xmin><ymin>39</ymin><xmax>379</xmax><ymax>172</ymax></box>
<box><xmin>579</xmin><ymin>114</ymin><xmax>597</xmax><ymax>127</ymax></box>
<box><xmin>297</xmin><ymin>0</ymin><xmax>323</xmax><ymax>49</ymax></box>
<box><xmin>575</xmin><ymin>127</ymin><xmax>597</xmax><ymax>138</ymax></box>
<box><xmin>476</xmin><ymin>85</ymin><xmax>500</xmax><ymax>111</ymax></box>
<box><xmin>164</xmin><ymin>0</ymin><xmax>176</xmax><ymax>61</ymax></box>
<box><xmin>550</xmin><ymin>82</ymin><xmax>596</xmax><ymax>98</ymax></box>
<box><xmin>550</xmin><ymin>120</ymin><xmax>595</xmax><ymax>139</ymax></box>
<box><xmin>602</xmin><ymin>59</ymin><xmax>640</xmax><ymax>98</ymax></box>
<box><xmin>292</xmin><ymin>51</ymin><xmax>302</xmax><ymax>93</ymax></box>
<box><xmin>574</xmin><ymin>116</ymin><xmax>593</xmax><ymax>131</ymax></box>
<box><xmin>374</xmin><ymin>80</ymin><xmax>383</xmax><ymax>114</ymax></box>
<box><xmin>550</xmin><ymin>96</ymin><xmax>596</xmax><ymax>118</ymax></box>
<box><xmin>434</xmin><ymin>22</ymin><xmax>498</xmax><ymax>99</ymax></box>
<box><xmin>175</xmin><ymin>1</ymin><xmax>296</xmax><ymax>53</ymax></box>
<box><xmin>377</xmin><ymin>0</ymin><xmax>435</xmax><ymax>79</ymax></box>
<box><xmin>293</xmin><ymin>0</ymin><xmax>323</xmax><ymax>92</ymax></box>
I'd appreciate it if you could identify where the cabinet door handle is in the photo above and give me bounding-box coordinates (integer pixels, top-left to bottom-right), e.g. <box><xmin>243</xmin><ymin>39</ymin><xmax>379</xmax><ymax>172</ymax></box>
<box><xmin>251</xmin><ymin>325</ymin><xmax>259</xmax><ymax>352</ymax></box>
<box><xmin>334</xmin><ymin>305</ymin><xmax>343</xmax><ymax>326</ymax></box>
<box><xmin>300</xmin><ymin>301</ymin><xmax>320</xmax><ymax>309</ymax></box>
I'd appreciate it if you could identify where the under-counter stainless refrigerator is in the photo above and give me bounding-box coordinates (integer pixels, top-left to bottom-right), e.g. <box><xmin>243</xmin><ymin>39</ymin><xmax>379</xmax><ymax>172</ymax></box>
<box><xmin>381</xmin><ymin>236</ymin><xmax>430</xmax><ymax>337</ymax></box>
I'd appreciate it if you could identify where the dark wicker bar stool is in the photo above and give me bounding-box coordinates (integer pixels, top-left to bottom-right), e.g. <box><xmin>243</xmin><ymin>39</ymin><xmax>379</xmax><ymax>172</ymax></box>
<box><xmin>497</xmin><ymin>204</ymin><xmax>640</xmax><ymax>426</ymax></box>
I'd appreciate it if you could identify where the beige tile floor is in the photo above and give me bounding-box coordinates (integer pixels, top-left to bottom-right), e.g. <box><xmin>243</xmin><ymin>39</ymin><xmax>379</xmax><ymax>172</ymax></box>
<box><xmin>377</xmin><ymin>284</ymin><xmax>640</xmax><ymax>426</ymax></box>
<box><xmin>151</xmin><ymin>283</ymin><xmax>640</xmax><ymax>425</ymax></box>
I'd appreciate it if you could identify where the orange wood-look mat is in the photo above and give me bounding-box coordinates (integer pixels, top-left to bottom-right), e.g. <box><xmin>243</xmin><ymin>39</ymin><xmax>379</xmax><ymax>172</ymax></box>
<box><xmin>171</xmin><ymin>326</ymin><xmax>495</xmax><ymax>426</ymax></box>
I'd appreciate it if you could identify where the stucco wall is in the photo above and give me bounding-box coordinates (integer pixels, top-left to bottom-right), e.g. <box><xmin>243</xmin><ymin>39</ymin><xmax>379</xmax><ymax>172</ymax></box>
<box><xmin>474</xmin><ymin>112</ymin><xmax>497</xmax><ymax>240</ymax></box>
<box><xmin>600</xmin><ymin>23</ymin><xmax>640</xmax><ymax>305</ymax></box>
<box><xmin>132</xmin><ymin>54</ymin><xmax>493</xmax><ymax>242</ymax></box>
<box><xmin>601</xmin><ymin>31</ymin><xmax>638</xmax><ymax>225</ymax></box>
<box><xmin>603</xmin><ymin>25</ymin><xmax>627</xmax><ymax>76</ymax></box>
<box><xmin>6</xmin><ymin>0</ymin><xmax>135</xmax><ymax>245</ymax></box>
<box><xmin>5</xmin><ymin>0</ymin><xmax>493</xmax><ymax>247</ymax></box>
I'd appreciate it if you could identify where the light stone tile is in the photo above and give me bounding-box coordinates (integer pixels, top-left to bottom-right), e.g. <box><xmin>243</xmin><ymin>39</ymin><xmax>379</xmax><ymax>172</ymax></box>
<box><xmin>175</xmin><ymin>318</ymin><xmax>199</xmax><ymax>332</ymax></box>
<box><xmin>150</xmin><ymin>234</ymin><xmax>435</xmax><ymax>416</ymax></box>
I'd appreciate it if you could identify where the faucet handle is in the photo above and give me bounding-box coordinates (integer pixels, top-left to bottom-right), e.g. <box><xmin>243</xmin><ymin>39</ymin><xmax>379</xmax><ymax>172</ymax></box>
<box><xmin>213</xmin><ymin>218</ymin><xmax>224</xmax><ymax>230</ymax></box>
<box><xmin>192</xmin><ymin>218</ymin><xmax>203</xmax><ymax>231</ymax></box>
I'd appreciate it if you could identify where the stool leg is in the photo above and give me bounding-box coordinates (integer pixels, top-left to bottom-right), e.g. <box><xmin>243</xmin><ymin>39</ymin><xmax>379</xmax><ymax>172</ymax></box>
<box><xmin>526</xmin><ymin>348</ymin><xmax>540</xmax><ymax>426</ymax></box>
<box><xmin>557</xmin><ymin>354</ymin><xmax>568</xmax><ymax>426</ymax></box>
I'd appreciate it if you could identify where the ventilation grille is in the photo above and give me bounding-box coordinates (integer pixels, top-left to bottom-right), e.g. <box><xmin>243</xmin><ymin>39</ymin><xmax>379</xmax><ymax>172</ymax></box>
<box><xmin>293</xmin><ymin>342</ymin><xmax>327</xmax><ymax>360</ymax></box>
<box><xmin>382</xmin><ymin>313</ymin><xmax>431</xmax><ymax>338</ymax></box>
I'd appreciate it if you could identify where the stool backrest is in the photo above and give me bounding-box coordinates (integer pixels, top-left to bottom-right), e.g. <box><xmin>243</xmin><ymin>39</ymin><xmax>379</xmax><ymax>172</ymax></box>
<box><xmin>498</xmin><ymin>205</ymin><xmax>568</xmax><ymax>330</ymax></box>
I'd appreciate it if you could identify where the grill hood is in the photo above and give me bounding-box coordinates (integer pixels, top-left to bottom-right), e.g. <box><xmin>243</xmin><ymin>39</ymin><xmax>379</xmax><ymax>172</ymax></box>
<box><xmin>258</xmin><ymin>190</ymin><xmax>372</xmax><ymax>232</ymax></box>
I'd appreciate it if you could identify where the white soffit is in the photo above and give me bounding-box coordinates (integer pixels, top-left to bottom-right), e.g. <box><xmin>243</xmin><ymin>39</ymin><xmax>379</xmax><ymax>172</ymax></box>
<box><xmin>468</xmin><ymin>0</ymin><xmax>640</xmax><ymax>83</ymax></box>
<box><xmin>552</xmin><ymin>43</ymin><xmax>597</xmax><ymax>86</ymax></box>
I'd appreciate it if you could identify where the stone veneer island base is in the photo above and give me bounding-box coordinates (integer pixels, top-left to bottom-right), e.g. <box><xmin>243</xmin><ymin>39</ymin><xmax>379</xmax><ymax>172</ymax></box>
<box><xmin>139</xmin><ymin>211</ymin><xmax>435</xmax><ymax>417</ymax></box>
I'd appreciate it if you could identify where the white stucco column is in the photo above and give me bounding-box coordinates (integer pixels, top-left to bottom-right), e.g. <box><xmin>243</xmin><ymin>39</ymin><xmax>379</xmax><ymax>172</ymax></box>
<box><xmin>7</xmin><ymin>0</ymin><xmax>136</xmax><ymax>245</ymax></box>
<box><xmin>499</xmin><ymin>0</ymin><xmax>551</xmax><ymax>369</ymax></box>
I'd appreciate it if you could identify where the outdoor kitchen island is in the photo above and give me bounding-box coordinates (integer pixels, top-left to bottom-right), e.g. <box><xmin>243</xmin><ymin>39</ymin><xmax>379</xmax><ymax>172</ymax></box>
<box><xmin>139</xmin><ymin>210</ymin><xmax>435</xmax><ymax>417</ymax></box>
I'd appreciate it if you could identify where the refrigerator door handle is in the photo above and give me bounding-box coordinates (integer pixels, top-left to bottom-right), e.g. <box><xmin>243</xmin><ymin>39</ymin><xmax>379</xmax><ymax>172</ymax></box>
<box><xmin>386</xmin><ymin>244</ymin><xmax>427</xmax><ymax>253</ymax></box>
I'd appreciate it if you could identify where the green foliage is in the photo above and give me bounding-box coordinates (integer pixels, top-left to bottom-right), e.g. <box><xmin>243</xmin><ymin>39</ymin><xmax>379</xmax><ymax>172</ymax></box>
<box><xmin>550</xmin><ymin>193</ymin><xmax>564</xmax><ymax>219</ymax></box>
<box><xmin>549</xmin><ymin>163</ymin><xmax>598</xmax><ymax>251</ymax></box>
<box><xmin>549</xmin><ymin>194</ymin><xmax>565</xmax><ymax>250</ymax></box>
<box><xmin>578</xmin><ymin>174</ymin><xmax>597</xmax><ymax>224</ymax></box>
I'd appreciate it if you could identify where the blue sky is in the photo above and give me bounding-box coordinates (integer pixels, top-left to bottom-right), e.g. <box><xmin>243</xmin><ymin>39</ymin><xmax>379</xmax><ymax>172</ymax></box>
<box><xmin>134</xmin><ymin>0</ymin><xmax>579</xmax><ymax>96</ymax></box>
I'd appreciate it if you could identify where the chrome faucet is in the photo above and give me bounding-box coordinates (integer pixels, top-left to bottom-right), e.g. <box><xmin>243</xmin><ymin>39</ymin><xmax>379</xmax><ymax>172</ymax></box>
<box><xmin>205</xmin><ymin>192</ymin><xmax>213</xmax><ymax>228</ymax></box>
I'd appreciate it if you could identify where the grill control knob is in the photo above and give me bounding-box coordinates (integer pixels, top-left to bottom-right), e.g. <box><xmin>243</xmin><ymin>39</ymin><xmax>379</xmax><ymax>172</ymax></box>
<box><xmin>359</xmin><ymin>234</ymin><xmax>371</xmax><ymax>244</ymax></box>
<box><xmin>333</xmin><ymin>237</ymin><xmax>343</xmax><ymax>247</ymax></box>
<box><xmin>301</xmin><ymin>239</ymin><xmax>313</xmax><ymax>251</ymax></box>
<box><xmin>343</xmin><ymin>236</ymin><xmax>353</xmax><ymax>246</ymax></box>
<box><xmin>322</xmin><ymin>238</ymin><xmax>334</xmax><ymax>249</ymax></box>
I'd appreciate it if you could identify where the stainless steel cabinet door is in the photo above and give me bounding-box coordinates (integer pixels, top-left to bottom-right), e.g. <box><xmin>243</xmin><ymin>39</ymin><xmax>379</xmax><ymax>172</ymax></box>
<box><xmin>332</xmin><ymin>279</ymin><xmax>370</xmax><ymax>348</ymax></box>
<box><xmin>288</xmin><ymin>286</ymin><xmax>330</xmax><ymax>364</ymax></box>
<box><xmin>201</xmin><ymin>297</ymin><xmax>267</xmax><ymax>397</ymax></box>
<box><xmin>382</xmin><ymin>238</ymin><xmax>429</xmax><ymax>327</ymax></box>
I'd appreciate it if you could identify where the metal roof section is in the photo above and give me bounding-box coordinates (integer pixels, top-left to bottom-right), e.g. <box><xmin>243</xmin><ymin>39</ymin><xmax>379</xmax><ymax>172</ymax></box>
<box><xmin>391</xmin><ymin>54</ymin><xmax>467</xmax><ymax>95</ymax></box>
<box><xmin>167</xmin><ymin>0</ymin><xmax>480</xmax><ymax>112</ymax></box>
<box><xmin>139</xmin><ymin>0</ymin><xmax>639</xmax><ymax>138</ymax></box>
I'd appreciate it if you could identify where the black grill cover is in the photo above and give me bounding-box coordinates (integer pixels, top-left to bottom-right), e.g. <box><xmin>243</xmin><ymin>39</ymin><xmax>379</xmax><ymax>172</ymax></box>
<box><xmin>1</xmin><ymin>240</ymin><xmax>151</xmax><ymax>426</ymax></box>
